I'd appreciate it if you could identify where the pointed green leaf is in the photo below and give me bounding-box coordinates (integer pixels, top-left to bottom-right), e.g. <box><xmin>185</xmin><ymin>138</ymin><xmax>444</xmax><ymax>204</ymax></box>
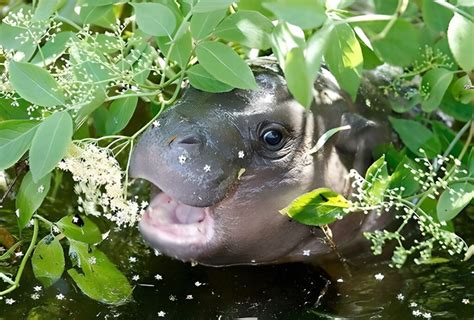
<box><xmin>389</xmin><ymin>117</ymin><xmax>441</xmax><ymax>158</ymax></box>
<box><xmin>284</xmin><ymin>47</ymin><xmax>312</xmax><ymax>108</ymax></box>
<box><xmin>190</xmin><ymin>9</ymin><xmax>227</xmax><ymax>40</ymax></box>
<box><xmin>280</xmin><ymin>188</ymin><xmax>350</xmax><ymax>226</ymax></box>
<box><xmin>187</xmin><ymin>64</ymin><xmax>234</xmax><ymax>93</ymax></box>
<box><xmin>0</xmin><ymin>120</ymin><xmax>39</xmax><ymax>170</ymax></box>
<box><xmin>57</xmin><ymin>215</ymin><xmax>102</xmax><ymax>244</ymax></box>
<box><xmin>104</xmin><ymin>95</ymin><xmax>138</xmax><ymax>135</ymax></box>
<box><xmin>215</xmin><ymin>10</ymin><xmax>274</xmax><ymax>49</ymax></box>
<box><xmin>16</xmin><ymin>172</ymin><xmax>51</xmax><ymax>230</ymax></box>
<box><xmin>363</xmin><ymin>155</ymin><xmax>390</xmax><ymax>205</ymax></box>
<box><xmin>196</xmin><ymin>41</ymin><xmax>258</xmax><ymax>89</ymax></box>
<box><xmin>132</xmin><ymin>3</ymin><xmax>176</xmax><ymax>37</ymax></box>
<box><xmin>68</xmin><ymin>240</ymin><xmax>132</xmax><ymax>305</ymax></box>
<box><xmin>325</xmin><ymin>23</ymin><xmax>363</xmax><ymax>101</ymax></box>
<box><xmin>8</xmin><ymin>61</ymin><xmax>66</xmax><ymax>107</ymax></box>
<box><xmin>437</xmin><ymin>183</ymin><xmax>474</xmax><ymax>221</ymax></box>
<box><xmin>32</xmin><ymin>235</ymin><xmax>65</xmax><ymax>287</ymax></box>
<box><xmin>448</xmin><ymin>13</ymin><xmax>474</xmax><ymax>72</ymax></box>
<box><xmin>29</xmin><ymin>111</ymin><xmax>73</xmax><ymax>182</ymax></box>
<box><xmin>421</xmin><ymin>68</ymin><xmax>454</xmax><ymax>112</ymax></box>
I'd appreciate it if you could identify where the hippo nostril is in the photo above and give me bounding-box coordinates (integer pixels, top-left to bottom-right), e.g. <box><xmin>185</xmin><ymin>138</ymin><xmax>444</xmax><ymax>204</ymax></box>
<box><xmin>176</xmin><ymin>135</ymin><xmax>201</xmax><ymax>145</ymax></box>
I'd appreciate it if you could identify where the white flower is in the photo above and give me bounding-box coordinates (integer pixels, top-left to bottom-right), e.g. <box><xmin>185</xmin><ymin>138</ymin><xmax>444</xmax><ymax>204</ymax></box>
<box><xmin>154</xmin><ymin>249</ymin><xmax>162</xmax><ymax>256</ymax></box>
<box><xmin>186</xmin><ymin>295</ymin><xmax>193</xmax><ymax>300</ymax></box>
<box><xmin>31</xmin><ymin>293</ymin><xmax>40</xmax><ymax>300</ymax></box>
<box><xmin>462</xmin><ymin>298</ymin><xmax>470</xmax><ymax>304</ymax></box>
<box><xmin>15</xmin><ymin>251</ymin><xmax>24</xmax><ymax>257</ymax></box>
<box><xmin>129</xmin><ymin>256</ymin><xmax>137</xmax><ymax>263</ymax></box>
<box><xmin>155</xmin><ymin>274</ymin><xmax>163</xmax><ymax>280</ymax></box>
<box><xmin>303</xmin><ymin>250</ymin><xmax>311</xmax><ymax>256</ymax></box>
<box><xmin>422</xmin><ymin>313</ymin><xmax>431</xmax><ymax>319</ymax></box>
<box><xmin>132</xmin><ymin>275</ymin><xmax>140</xmax><ymax>281</ymax></box>
<box><xmin>56</xmin><ymin>293</ymin><xmax>65</xmax><ymax>300</ymax></box>
<box><xmin>152</xmin><ymin>120</ymin><xmax>160</xmax><ymax>128</ymax></box>
<box><xmin>410</xmin><ymin>302</ymin><xmax>418</xmax><ymax>308</ymax></box>
<box><xmin>33</xmin><ymin>285</ymin><xmax>42</xmax><ymax>292</ymax></box>
<box><xmin>336</xmin><ymin>278</ymin><xmax>344</xmax><ymax>283</ymax></box>
<box><xmin>194</xmin><ymin>281</ymin><xmax>202</xmax><ymax>287</ymax></box>
<box><xmin>374</xmin><ymin>273</ymin><xmax>384</xmax><ymax>281</ymax></box>
<box><xmin>5</xmin><ymin>298</ymin><xmax>15</xmax><ymax>305</ymax></box>
<box><xmin>178</xmin><ymin>154</ymin><xmax>187</xmax><ymax>165</ymax></box>
<box><xmin>88</xmin><ymin>257</ymin><xmax>97</xmax><ymax>265</ymax></box>
<box><xmin>72</xmin><ymin>216</ymin><xmax>79</xmax><ymax>223</ymax></box>
<box><xmin>157</xmin><ymin>311</ymin><xmax>166</xmax><ymax>317</ymax></box>
<box><xmin>37</xmin><ymin>185</ymin><xmax>45</xmax><ymax>193</ymax></box>
<box><xmin>169</xmin><ymin>295</ymin><xmax>176</xmax><ymax>301</ymax></box>
<box><xmin>396</xmin><ymin>293</ymin><xmax>405</xmax><ymax>301</ymax></box>
<box><xmin>203</xmin><ymin>165</ymin><xmax>211</xmax><ymax>172</ymax></box>
<box><xmin>238</xmin><ymin>150</ymin><xmax>245</xmax><ymax>158</ymax></box>
<box><xmin>412</xmin><ymin>310</ymin><xmax>422</xmax><ymax>317</ymax></box>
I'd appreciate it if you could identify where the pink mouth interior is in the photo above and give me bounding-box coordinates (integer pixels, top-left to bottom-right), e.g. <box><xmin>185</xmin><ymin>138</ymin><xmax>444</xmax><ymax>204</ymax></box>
<box><xmin>140</xmin><ymin>192</ymin><xmax>214</xmax><ymax>245</ymax></box>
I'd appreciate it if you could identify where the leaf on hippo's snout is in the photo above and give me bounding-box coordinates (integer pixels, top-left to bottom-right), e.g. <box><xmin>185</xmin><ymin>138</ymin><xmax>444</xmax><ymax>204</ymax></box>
<box><xmin>280</xmin><ymin>188</ymin><xmax>350</xmax><ymax>226</ymax></box>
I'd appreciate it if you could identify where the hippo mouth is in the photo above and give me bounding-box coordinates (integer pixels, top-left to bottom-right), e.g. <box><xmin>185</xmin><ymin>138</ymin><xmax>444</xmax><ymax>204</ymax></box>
<box><xmin>139</xmin><ymin>191</ymin><xmax>215</xmax><ymax>254</ymax></box>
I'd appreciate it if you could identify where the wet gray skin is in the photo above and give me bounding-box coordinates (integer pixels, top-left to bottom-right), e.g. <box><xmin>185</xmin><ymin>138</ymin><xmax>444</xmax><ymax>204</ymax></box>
<box><xmin>130</xmin><ymin>64</ymin><xmax>395</xmax><ymax>266</ymax></box>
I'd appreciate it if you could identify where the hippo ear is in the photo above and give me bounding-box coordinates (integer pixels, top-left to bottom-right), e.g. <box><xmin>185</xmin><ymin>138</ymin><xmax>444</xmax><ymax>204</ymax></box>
<box><xmin>334</xmin><ymin>113</ymin><xmax>387</xmax><ymax>173</ymax></box>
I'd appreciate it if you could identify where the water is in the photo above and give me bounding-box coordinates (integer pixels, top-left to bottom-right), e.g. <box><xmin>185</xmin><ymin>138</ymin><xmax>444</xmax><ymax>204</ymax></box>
<box><xmin>0</xmin><ymin>175</ymin><xmax>473</xmax><ymax>319</ymax></box>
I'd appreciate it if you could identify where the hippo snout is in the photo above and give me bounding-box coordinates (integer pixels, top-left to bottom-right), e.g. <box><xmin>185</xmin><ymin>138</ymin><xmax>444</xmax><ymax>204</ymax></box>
<box><xmin>130</xmin><ymin>107</ymin><xmax>248</xmax><ymax>208</ymax></box>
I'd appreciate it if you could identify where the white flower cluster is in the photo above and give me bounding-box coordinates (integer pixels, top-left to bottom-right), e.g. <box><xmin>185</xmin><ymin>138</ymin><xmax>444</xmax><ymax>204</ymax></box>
<box><xmin>346</xmin><ymin>152</ymin><xmax>468</xmax><ymax>268</ymax></box>
<box><xmin>58</xmin><ymin>143</ymin><xmax>146</xmax><ymax>228</ymax></box>
<box><xmin>3</xmin><ymin>8</ymin><xmax>61</xmax><ymax>46</ymax></box>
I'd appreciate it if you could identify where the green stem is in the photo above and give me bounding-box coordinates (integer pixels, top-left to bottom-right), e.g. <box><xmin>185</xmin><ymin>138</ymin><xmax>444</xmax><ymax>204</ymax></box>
<box><xmin>0</xmin><ymin>219</ymin><xmax>39</xmax><ymax>296</ymax></box>
<box><xmin>372</xmin><ymin>0</ymin><xmax>408</xmax><ymax>41</ymax></box>
<box><xmin>434</xmin><ymin>0</ymin><xmax>474</xmax><ymax>22</ymax></box>
<box><xmin>55</xmin><ymin>15</ymin><xmax>82</xmax><ymax>31</ymax></box>
<box><xmin>333</xmin><ymin>14</ymin><xmax>393</xmax><ymax>25</ymax></box>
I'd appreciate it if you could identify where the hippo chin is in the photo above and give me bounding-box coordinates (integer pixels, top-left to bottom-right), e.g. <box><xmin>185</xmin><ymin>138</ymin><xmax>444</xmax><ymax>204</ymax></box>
<box><xmin>130</xmin><ymin>64</ymin><xmax>395</xmax><ymax>266</ymax></box>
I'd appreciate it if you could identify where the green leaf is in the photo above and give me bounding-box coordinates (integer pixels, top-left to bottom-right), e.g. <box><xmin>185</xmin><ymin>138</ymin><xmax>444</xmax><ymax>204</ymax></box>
<box><xmin>280</xmin><ymin>188</ymin><xmax>350</xmax><ymax>226</ymax></box>
<box><xmin>196</xmin><ymin>41</ymin><xmax>258</xmax><ymax>90</ymax></box>
<box><xmin>422</xmin><ymin>0</ymin><xmax>453</xmax><ymax>34</ymax></box>
<box><xmin>308</xmin><ymin>125</ymin><xmax>351</xmax><ymax>154</ymax></box>
<box><xmin>263</xmin><ymin>0</ymin><xmax>326</xmax><ymax>30</ymax></box>
<box><xmin>448</xmin><ymin>13</ymin><xmax>474</xmax><ymax>72</ymax></box>
<box><xmin>325</xmin><ymin>23</ymin><xmax>363</xmax><ymax>101</ymax></box>
<box><xmin>156</xmin><ymin>28</ymin><xmax>193</xmax><ymax>68</ymax></box>
<box><xmin>0</xmin><ymin>120</ymin><xmax>39</xmax><ymax>170</ymax></box>
<box><xmin>363</xmin><ymin>155</ymin><xmax>390</xmax><ymax>205</ymax></box>
<box><xmin>16</xmin><ymin>172</ymin><xmax>51</xmax><ymax>230</ymax></box>
<box><xmin>132</xmin><ymin>3</ymin><xmax>177</xmax><ymax>37</ymax></box>
<box><xmin>388</xmin><ymin>156</ymin><xmax>421</xmax><ymax>197</ymax></box>
<box><xmin>190</xmin><ymin>9</ymin><xmax>227</xmax><ymax>40</ymax></box>
<box><xmin>8</xmin><ymin>61</ymin><xmax>66</xmax><ymax>107</ymax></box>
<box><xmin>57</xmin><ymin>215</ymin><xmax>102</xmax><ymax>244</ymax></box>
<box><xmin>215</xmin><ymin>10</ymin><xmax>274</xmax><ymax>49</ymax></box>
<box><xmin>437</xmin><ymin>183</ymin><xmax>474</xmax><ymax>221</ymax></box>
<box><xmin>421</xmin><ymin>68</ymin><xmax>454</xmax><ymax>112</ymax></box>
<box><xmin>79</xmin><ymin>4</ymin><xmax>115</xmax><ymax>26</ymax></box>
<box><xmin>284</xmin><ymin>47</ymin><xmax>312</xmax><ymax>108</ymax></box>
<box><xmin>389</xmin><ymin>117</ymin><xmax>441</xmax><ymax>158</ymax></box>
<box><xmin>364</xmin><ymin>19</ymin><xmax>420</xmax><ymax>67</ymax></box>
<box><xmin>31</xmin><ymin>32</ymin><xmax>74</xmax><ymax>66</ymax></box>
<box><xmin>67</xmin><ymin>240</ymin><xmax>133</xmax><ymax>305</ymax></box>
<box><xmin>104</xmin><ymin>95</ymin><xmax>138</xmax><ymax>135</ymax></box>
<box><xmin>270</xmin><ymin>22</ymin><xmax>305</xmax><ymax>70</ymax></box>
<box><xmin>29</xmin><ymin>111</ymin><xmax>73</xmax><ymax>182</ymax></box>
<box><xmin>0</xmin><ymin>24</ymin><xmax>36</xmax><ymax>61</ymax></box>
<box><xmin>32</xmin><ymin>235</ymin><xmax>65</xmax><ymax>288</ymax></box>
<box><xmin>305</xmin><ymin>23</ymin><xmax>334</xmax><ymax>83</ymax></box>
<box><xmin>193</xmin><ymin>0</ymin><xmax>234</xmax><ymax>13</ymax></box>
<box><xmin>34</xmin><ymin>0</ymin><xmax>66</xmax><ymax>21</ymax></box>
<box><xmin>187</xmin><ymin>64</ymin><xmax>234</xmax><ymax>92</ymax></box>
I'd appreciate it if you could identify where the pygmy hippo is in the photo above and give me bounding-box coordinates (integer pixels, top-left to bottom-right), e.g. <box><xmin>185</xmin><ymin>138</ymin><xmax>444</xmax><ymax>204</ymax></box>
<box><xmin>130</xmin><ymin>63</ymin><xmax>395</xmax><ymax>266</ymax></box>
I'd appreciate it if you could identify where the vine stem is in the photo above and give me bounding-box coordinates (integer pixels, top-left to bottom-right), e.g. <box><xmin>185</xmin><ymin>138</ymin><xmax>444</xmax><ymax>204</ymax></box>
<box><xmin>372</xmin><ymin>0</ymin><xmax>408</xmax><ymax>41</ymax></box>
<box><xmin>320</xmin><ymin>225</ymin><xmax>352</xmax><ymax>277</ymax></box>
<box><xmin>0</xmin><ymin>219</ymin><xmax>39</xmax><ymax>296</ymax></box>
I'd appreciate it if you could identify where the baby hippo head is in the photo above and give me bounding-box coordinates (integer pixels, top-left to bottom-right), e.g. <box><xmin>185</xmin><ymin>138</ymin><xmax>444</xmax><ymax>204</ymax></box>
<box><xmin>130</xmin><ymin>67</ymin><xmax>380</xmax><ymax>266</ymax></box>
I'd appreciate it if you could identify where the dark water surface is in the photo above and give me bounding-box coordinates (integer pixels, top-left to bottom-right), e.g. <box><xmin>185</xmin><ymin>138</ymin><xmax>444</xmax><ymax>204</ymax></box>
<box><xmin>0</xmin><ymin>176</ymin><xmax>473</xmax><ymax>319</ymax></box>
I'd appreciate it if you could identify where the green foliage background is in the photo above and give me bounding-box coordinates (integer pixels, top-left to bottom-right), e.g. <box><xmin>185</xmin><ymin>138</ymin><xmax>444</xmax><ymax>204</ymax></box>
<box><xmin>0</xmin><ymin>0</ymin><xmax>473</xmax><ymax>305</ymax></box>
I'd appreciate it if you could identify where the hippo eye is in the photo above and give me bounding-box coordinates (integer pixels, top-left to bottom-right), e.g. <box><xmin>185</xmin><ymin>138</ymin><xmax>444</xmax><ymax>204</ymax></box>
<box><xmin>262</xmin><ymin>130</ymin><xmax>283</xmax><ymax>146</ymax></box>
